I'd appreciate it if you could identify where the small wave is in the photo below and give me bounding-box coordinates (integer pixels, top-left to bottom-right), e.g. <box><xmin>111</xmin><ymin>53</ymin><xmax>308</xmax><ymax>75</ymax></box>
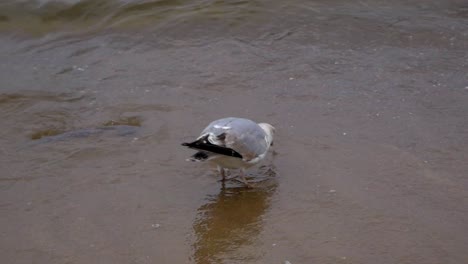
<box><xmin>0</xmin><ymin>0</ymin><xmax>259</xmax><ymax>36</ymax></box>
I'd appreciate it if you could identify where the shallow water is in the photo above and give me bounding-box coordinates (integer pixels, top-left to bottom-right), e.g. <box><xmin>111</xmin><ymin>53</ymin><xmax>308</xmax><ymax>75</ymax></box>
<box><xmin>1</xmin><ymin>0</ymin><xmax>468</xmax><ymax>263</ymax></box>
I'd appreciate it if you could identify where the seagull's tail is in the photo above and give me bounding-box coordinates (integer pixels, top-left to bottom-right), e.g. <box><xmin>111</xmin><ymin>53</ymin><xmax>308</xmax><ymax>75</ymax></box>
<box><xmin>186</xmin><ymin>151</ymin><xmax>210</xmax><ymax>162</ymax></box>
<box><xmin>181</xmin><ymin>136</ymin><xmax>243</xmax><ymax>159</ymax></box>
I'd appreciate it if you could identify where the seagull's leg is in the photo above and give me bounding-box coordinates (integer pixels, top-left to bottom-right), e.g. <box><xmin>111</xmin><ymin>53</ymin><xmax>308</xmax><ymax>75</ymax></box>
<box><xmin>239</xmin><ymin>169</ymin><xmax>253</xmax><ymax>188</ymax></box>
<box><xmin>224</xmin><ymin>169</ymin><xmax>238</xmax><ymax>180</ymax></box>
<box><xmin>217</xmin><ymin>166</ymin><xmax>226</xmax><ymax>182</ymax></box>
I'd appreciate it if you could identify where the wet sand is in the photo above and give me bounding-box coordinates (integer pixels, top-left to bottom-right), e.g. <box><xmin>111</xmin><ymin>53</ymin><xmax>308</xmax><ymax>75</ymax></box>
<box><xmin>1</xmin><ymin>0</ymin><xmax>468</xmax><ymax>263</ymax></box>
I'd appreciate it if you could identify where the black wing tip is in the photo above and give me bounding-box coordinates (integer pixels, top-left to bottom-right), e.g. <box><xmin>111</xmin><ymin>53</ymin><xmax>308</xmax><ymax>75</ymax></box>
<box><xmin>181</xmin><ymin>139</ymin><xmax>243</xmax><ymax>159</ymax></box>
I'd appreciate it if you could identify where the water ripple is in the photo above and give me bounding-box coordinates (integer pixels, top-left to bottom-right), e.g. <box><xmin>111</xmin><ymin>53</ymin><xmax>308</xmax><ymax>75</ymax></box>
<box><xmin>0</xmin><ymin>0</ymin><xmax>263</xmax><ymax>36</ymax></box>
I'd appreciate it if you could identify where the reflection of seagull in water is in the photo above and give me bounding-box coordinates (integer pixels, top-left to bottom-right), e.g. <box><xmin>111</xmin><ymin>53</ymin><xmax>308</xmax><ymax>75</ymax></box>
<box><xmin>192</xmin><ymin>183</ymin><xmax>277</xmax><ymax>263</ymax></box>
<box><xmin>182</xmin><ymin>117</ymin><xmax>275</xmax><ymax>187</ymax></box>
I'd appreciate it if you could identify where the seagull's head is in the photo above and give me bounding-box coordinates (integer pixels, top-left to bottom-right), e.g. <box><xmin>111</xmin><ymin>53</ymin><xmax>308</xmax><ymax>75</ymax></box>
<box><xmin>258</xmin><ymin>123</ymin><xmax>275</xmax><ymax>147</ymax></box>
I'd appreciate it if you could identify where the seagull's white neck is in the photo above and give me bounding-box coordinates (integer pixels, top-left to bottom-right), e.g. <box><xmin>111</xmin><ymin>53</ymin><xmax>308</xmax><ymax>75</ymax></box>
<box><xmin>258</xmin><ymin>123</ymin><xmax>275</xmax><ymax>146</ymax></box>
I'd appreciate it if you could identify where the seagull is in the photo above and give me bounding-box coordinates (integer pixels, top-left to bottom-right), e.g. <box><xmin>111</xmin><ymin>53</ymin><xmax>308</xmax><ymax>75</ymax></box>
<box><xmin>182</xmin><ymin>117</ymin><xmax>275</xmax><ymax>187</ymax></box>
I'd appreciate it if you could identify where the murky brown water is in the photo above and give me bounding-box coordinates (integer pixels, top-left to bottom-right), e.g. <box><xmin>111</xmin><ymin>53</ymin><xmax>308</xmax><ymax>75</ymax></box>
<box><xmin>1</xmin><ymin>0</ymin><xmax>468</xmax><ymax>263</ymax></box>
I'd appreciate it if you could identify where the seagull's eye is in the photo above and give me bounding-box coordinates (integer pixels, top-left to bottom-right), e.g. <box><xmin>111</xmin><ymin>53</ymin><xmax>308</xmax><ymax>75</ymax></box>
<box><xmin>270</xmin><ymin>141</ymin><xmax>274</xmax><ymax>146</ymax></box>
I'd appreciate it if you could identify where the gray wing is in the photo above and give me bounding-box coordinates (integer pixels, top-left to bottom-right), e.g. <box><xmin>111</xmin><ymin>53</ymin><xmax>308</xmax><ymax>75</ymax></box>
<box><xmin>200</xmin><ymin>117</ymin><xmax>269</xmax><ymax>160</ymax></box>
